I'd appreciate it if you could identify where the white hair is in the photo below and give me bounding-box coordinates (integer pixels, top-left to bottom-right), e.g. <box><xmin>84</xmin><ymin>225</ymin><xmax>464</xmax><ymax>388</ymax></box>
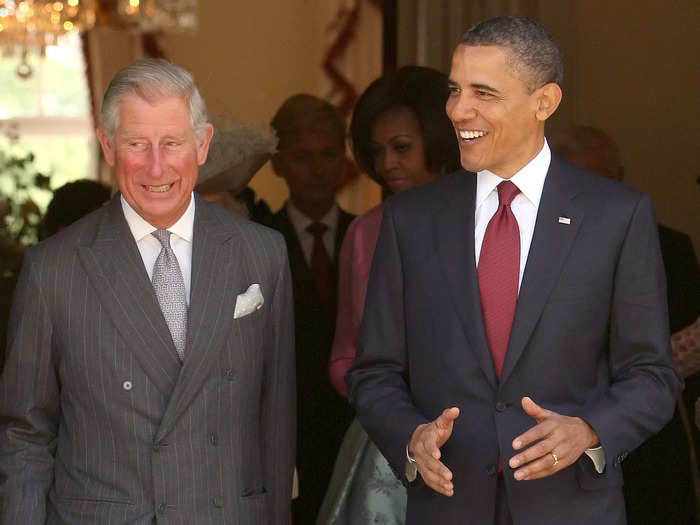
<box><xmin>100</xmin><ymin>58</ymin><xmax>208</xmax><ymax>142</ymax></box>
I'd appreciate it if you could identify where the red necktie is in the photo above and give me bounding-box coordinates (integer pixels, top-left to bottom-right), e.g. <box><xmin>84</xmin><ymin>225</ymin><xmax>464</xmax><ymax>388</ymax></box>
<box><xmin>306</xmin><ymin>222</ymin><xmax>333</xmax><ymax>309</ymax></box>
<box><xmin>478</xmin><ymin>181</ymin><xmax>521</xmax><ymax>379</ymax></box>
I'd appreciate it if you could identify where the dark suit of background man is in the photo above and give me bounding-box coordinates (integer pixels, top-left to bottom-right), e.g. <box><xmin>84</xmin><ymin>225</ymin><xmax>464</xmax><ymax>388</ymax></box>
<box><xmin>347</xmin><ymin>15</ymin><xmax>682</xmax><ymax>525</ymax></box>
<box><xmin>268</xmin><ymin>94</ymin><xmax>355</xmax><ymax>524</ymax></box>
<box><xmin>552</xmin><ymin>125</ymin><xmax>700</xmax><ymax>525</ymax></box>
<box><xmin>0</xmin><ymin>59</ymin><xmax>295</xmax><ymax>524</ymax></box>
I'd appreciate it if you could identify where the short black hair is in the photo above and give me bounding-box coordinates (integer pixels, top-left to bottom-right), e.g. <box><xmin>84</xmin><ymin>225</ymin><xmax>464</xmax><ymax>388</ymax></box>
<box><xmin>461</xmin><ymin>15</ymin><xmax>563</xmax><ymax>90</ymax></box>
<box><xmin>350</xmin><ymin>66</ymin><xmax>460</xmax><ymax>184</ymax></box>
<box><xmin>42</xmin><ymin>180</ymin><xmax>111</xmax><ymax>238</ymax></box>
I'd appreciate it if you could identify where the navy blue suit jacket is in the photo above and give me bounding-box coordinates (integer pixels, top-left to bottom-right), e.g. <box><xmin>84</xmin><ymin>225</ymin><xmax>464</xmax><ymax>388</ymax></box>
<box><xmin>347</xmin><ymin>156</ymin><xmax>682</xmax><ymax>525</ymax></box>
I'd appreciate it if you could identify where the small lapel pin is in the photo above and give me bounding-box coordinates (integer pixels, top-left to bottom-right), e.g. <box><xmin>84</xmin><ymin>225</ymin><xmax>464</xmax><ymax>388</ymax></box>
<box><xmin>558</xmin><ymin>216</ymin><xmax>571</xmax><ymax>225</ymax></box>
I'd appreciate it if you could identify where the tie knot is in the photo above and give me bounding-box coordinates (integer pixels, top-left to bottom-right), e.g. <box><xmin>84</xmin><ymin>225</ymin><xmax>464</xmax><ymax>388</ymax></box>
<box><xmin>497</xmin><ymin>181</ymin><xmax>520</xmax><ymax>207</ymax></box>
<box><xmin>306</xmin><ymin>222</ymin><xmax>328</xmax><ymax>239</ymax></box>
<box><xmin>152</xmin><ymin>229</ymin><xmax>172</xmax><ymax>249</ymax></box>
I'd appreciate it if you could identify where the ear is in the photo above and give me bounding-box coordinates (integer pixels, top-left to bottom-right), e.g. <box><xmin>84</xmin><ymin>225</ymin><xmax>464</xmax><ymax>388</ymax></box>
<box><xmin>534</xmin><ymin>83</ymin><xmax>563</xmax><ymax>122</ymax></box>
<box><xmin>96</xmin><ymin>126</ymin><xmax>115</xmax><ymax>167</ymax></box>
<box><xmin>196</xmin><ymin>123</ymin><xmax>215</xmax><ymax>165</ymax></box>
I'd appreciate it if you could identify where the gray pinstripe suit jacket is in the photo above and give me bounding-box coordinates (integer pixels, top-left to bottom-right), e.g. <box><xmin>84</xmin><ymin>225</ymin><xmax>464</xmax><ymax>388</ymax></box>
<box><xmin>0</xmin><ymin>194</ymin><xmax>296</xmax><ymax>524</ymax></box>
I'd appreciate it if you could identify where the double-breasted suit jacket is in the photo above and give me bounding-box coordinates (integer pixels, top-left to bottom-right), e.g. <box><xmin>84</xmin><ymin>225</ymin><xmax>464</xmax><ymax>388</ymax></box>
<box><xmin>0</xmin><ymin>195</ymin><xmax>295</xmax><ymax>524</ymax></box>
<box><xmin>347</xmin><ymin>157</ymin><xmax>682</xmax><ymax>525</ymax></box>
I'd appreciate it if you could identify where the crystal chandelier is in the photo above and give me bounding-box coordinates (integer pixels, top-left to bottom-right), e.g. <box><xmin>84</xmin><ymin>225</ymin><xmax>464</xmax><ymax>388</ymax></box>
<box><xmin>0</xmin><ymin>0</ymin><xmax>97</xmax><ymax>52</ymax></box>
<box><xmin>107</xmin><ymin>0</ymin><xmax>197</xmax><ymax>33</ymax></box>
<box><xmin>0</xmin><ymin>0</ymin><xmax>197</xmax><ymax>77</ymax></box>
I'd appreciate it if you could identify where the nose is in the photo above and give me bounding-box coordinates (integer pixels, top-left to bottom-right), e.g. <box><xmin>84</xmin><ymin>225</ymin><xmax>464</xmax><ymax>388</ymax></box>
<box><xmin>446</xmin><ymin>92</ymin><xmax>477</xmax><ymax>123</ymax></box>
<box><xmin>379</xmin><ymin>149</ymin><xmax>398</xmax><ymax>173</ymax></box>
<box><xmin>148</xmin><ymin>147</ymin><xmax>165</xmax><ymax>178</ymax></box>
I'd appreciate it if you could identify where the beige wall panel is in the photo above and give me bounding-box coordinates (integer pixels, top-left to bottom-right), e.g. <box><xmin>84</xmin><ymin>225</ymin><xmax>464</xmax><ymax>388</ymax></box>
<box><xmin>542</xmin><ymin>0</ymin><xmax>699</xmax><ymax>250</ymax></box>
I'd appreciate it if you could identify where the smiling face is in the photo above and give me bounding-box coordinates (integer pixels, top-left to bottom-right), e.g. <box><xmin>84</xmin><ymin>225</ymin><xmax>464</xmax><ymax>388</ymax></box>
<box><xmin>445</xmin><ymin>44</ymin><xmax>561</xmax><ymax>178</ymax></box>
<box><xmin>98</xmin><ymin>93</ymin><xmax>213</xmax><ymax>228</ymax></box>
<box><xmin>369</xmin><ymin>107</ymin><xmax>438</xmax><ymax>194</ymax></box>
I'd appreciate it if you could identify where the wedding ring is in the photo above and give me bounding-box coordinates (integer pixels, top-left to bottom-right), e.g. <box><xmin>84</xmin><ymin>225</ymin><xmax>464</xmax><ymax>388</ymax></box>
<box><xmin>551</xmin><ymin>452</ymin><xmax>559</xmax><ymax>466</ymax></box>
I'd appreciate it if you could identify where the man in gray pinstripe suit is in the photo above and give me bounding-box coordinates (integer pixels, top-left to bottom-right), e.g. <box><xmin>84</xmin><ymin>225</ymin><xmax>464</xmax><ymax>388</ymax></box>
<box><xmin>0</xmin><ymin>59</ymin><xmax>296</xmax><ymax>524</ymax></box>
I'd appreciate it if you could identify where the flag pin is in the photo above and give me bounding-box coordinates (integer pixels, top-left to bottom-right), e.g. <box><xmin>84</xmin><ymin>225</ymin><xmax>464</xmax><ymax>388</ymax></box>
<box><xmin>558</xmin><ymin>216</ymin><xmax>571</xmax><ymax>225</ymax></box>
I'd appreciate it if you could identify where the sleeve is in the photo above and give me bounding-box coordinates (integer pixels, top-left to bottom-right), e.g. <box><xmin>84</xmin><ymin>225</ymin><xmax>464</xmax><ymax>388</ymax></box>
<box><xmin>0</xmin><ymin>250</ymin><xmax>59</xmax><ymax>524</ymax></box>
<box><xmin>578</xmin><ymin>194</ymin><xmax>683</xmax><ymax>470</ymax></box>
<box><xmin>346</xmin><ymin>203</ymin><xmax>429</xmax><ymax>476</ymax></box>
<box><xmin>261</xmin><ymin>236</ymin><xmax>296</xmax><ymax>524</ymax></box>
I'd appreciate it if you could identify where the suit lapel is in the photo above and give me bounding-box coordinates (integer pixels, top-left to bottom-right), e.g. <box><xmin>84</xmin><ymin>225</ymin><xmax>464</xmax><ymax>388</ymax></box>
<box><xmin>77</xmin><ymin>197</ymin><xmax>181</xmax><ymax>396</ymax></box>
<box><xmin>500</xmin><ymin>157</ymin><xmax>585</xmax><ymax>384</ymax></box>
<box><xmin>156</xmin><ymin>197</ymin><xmax>241</xmax><ymax>441</ymax></box>
<box><xmin>434</xmin><ymin>171</ymin><xmax>497</xmax><ymax>389</ymax></box>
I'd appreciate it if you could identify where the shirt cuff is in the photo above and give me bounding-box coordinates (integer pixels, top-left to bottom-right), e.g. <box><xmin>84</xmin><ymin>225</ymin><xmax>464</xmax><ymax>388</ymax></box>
<box><xmin>584</xmin><ymin>446</ymin><xmax>605</xmax><ymax>473</ymax></box>
<box><xmin>405</xmin><ymin>444</ymin><xmax>417</xmax><ymax>482</ymax></box>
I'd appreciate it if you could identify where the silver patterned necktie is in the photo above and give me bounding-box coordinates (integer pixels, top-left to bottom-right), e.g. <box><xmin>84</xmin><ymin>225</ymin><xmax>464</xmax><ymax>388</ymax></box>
<box><xmin>151</xmin><ymin>229</ymin><xmax>187</xmax><ymax>361</ymax></box>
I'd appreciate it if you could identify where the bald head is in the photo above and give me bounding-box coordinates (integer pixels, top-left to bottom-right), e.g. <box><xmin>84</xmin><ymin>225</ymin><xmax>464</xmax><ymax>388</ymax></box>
<box><xmin>551</xmin><ymin>126</ymin><xmax>623</xmax><ymax>181</ymax></box>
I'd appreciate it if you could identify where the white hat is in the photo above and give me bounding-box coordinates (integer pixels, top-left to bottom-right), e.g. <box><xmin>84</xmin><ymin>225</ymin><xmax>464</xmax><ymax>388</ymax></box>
<box><xmin>196</xmin><ymin>122</ymin><xmax>277</xmax><ymax>193</ymax></box>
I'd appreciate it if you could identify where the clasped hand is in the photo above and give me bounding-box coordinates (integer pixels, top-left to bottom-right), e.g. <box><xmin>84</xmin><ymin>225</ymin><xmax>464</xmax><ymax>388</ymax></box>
<box><xmin>407</xmin><ymin>397</ymin><xmax>599</xmax><ymax>496</ymax></box>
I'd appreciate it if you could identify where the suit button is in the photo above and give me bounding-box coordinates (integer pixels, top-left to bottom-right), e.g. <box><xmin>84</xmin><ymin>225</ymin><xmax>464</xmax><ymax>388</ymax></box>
<box><xmin>153</xmin><ymin>442</ymin><xmax>161</xmax><ymax>452</ymax></box>
<box><xmin>209</xmin><ymin>432</ymin><xmax>218</xmax><ymax>446</ymax></box>
<box><xmin>223</xmin><ymin>368</ymin><xmax>236</xmax><ymax>381</ymax></box>
<box><xmin>495</xmin><ymin>401</ymin><xmax>507</xmax><ymax>412</ymax></box>
<box><xmin>157</xmin><ymin>503</ymin><xmax>167</xmax><ymax>515</ymax></box>
<box><xmin>122</xmin><ymin>380</ymin><xmax>133</xmax><ymax>391</ymax></box>
<box><xmin>212</xmin><ymin>496</ymin><xmax>223</xmax><ymax>508</ymax></box>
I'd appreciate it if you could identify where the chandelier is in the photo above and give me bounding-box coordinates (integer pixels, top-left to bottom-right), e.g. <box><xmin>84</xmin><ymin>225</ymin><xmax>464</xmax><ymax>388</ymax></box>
<box><xmin>0</xmin><ymin>0</ymin><xmax>197</xmax><ymax>76</ymax></box>
<box><xmin>0</xmin><ymin>0</ymin><xmax>197</xmax><ymax>51</ymax></box>
<box><xmin>0</xmin><ymin>1</ymin><xmax>97</xmax><ymax>52</ymax></box>
<box><xmin>97</xmin><ymin>0</ymin><xmax>197</xmax><ymax>34</ymax></box>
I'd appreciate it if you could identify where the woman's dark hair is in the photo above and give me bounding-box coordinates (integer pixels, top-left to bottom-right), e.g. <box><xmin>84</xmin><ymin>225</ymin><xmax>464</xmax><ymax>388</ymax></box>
<box><xmin>349</xmin><ymin>66</ymin><xmax>460</xmax><ymax>184</ymax></box>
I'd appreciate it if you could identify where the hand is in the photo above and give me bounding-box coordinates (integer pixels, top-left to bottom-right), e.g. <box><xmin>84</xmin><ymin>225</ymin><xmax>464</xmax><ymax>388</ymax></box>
<box><xmin>508</xmin><ymin>396</ymin><xmax>599</xmax><ymax>481</ymax></box>
<box><xmin>407</xmin><ymin>407</ymin><xmax>459</xmax><ymax>496</ymax></box>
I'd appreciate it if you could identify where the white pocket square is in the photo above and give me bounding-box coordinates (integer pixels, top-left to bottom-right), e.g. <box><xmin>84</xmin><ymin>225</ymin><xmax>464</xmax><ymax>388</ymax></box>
<box><xmin>234</xmin><ymin>283</ymin><xmax>264</xmax><ymax>319</ymax></box>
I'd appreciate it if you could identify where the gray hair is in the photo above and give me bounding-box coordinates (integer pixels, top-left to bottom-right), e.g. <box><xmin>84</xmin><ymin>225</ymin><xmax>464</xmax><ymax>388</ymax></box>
<box><xmin>461</xmin><ymin>15</ymin><xmax>563</xmax><ymax>91</ymax></box>
<box><xmin>100</xmin><ymin>58</ymin><xmax>209</xmax><ymax>142</ymax></box>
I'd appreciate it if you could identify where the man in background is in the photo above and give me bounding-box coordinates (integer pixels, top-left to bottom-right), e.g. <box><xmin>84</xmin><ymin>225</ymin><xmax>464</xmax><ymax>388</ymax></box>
<box><xmin>553</xmin><ymin>125</ymin><xmax>700</xmax><ymax>524</ymax></box>
<box><xmin>269</xmin><ymin>93</ymin><xmax>355</xmax><ymax>523</ymax></box>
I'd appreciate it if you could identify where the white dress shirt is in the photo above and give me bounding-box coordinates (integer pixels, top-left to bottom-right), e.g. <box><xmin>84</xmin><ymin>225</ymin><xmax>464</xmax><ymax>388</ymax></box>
<box><xmin>475</xmin><ymin>140</ymin><xmax>550</xmax><ymax>289</ymax></box>
<box><xmin>473</xmin><ymin>139</ymin><xmax>605</xmax><ymax>473</ymax></box>
<box><xmin>121</xmin><ymin>194</ymin><xmax>194</xmax><ymax>304</ymax></box>
<box><xmin>285</xmin><ymin>201</ymin><xmax>340</xmax><ymax>264</ymax></box>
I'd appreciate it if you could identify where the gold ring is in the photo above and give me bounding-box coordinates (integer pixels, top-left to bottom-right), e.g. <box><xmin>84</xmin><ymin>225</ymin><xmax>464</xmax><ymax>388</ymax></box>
<box><xmin>551</xmin><ymin>452</ymin><xmax>559</xmax><ymax>466</ymax></box>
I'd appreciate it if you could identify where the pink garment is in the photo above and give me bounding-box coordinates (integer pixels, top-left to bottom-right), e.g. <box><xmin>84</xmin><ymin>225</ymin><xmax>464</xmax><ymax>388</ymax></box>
<box><xmin>329</xmin><ymin>204</ymin><xmax>384</xmax><ymax>397</ymax></box>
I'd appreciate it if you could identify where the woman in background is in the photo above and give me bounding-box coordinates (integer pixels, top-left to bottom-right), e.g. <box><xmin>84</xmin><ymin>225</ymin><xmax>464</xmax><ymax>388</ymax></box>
<box><xmin>318</xmin><ymin>66</ymin><xmax>460</xmax><ymax>524</ymax></box>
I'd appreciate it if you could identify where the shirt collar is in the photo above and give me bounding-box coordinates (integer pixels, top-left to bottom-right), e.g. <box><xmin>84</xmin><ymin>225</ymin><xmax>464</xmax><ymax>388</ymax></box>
<box><xmin>285</xmin><ymin>200</ymin><xmax>340</xmax><ymax>234</ymax></box>
<box><xmin>121</xmin><ymin>193</ymin><xmax>195</xmax><ymax>243</ymax></box>
<box><xmin>475</xmin><ymin>139</ymin><xmax>551</xmax><ymax>209</ymax></box>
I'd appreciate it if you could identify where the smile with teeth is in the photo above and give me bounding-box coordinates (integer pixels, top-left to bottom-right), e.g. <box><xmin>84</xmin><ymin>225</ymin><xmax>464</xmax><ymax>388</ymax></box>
<box><xmin>145</xmin><ymin>184</ymin><xmax>173</xmax><ymax>193</ymax></box>
<box><xmin>459</xmin><ymin>130</ymin><xmax>487</xmax><ymax>141</ymax></box>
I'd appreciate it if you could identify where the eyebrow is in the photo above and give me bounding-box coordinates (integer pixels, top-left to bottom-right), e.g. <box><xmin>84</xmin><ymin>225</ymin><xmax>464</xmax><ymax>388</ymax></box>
<box><xmin>447</xmin><ymin>80</ymin><xmax>501</xmax><ymax>95</ymax></box>
<box><xmin>470</xmin><ymin>83</ymin><xmax>500</xmax><ymax>94</ymax></box>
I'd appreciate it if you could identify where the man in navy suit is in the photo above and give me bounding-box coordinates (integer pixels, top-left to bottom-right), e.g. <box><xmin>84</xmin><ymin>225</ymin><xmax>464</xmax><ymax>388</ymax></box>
<box><xmin>347</xmin><ymin>15</ymin><xmax>682</xmax><ymax>525</ymax></box>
